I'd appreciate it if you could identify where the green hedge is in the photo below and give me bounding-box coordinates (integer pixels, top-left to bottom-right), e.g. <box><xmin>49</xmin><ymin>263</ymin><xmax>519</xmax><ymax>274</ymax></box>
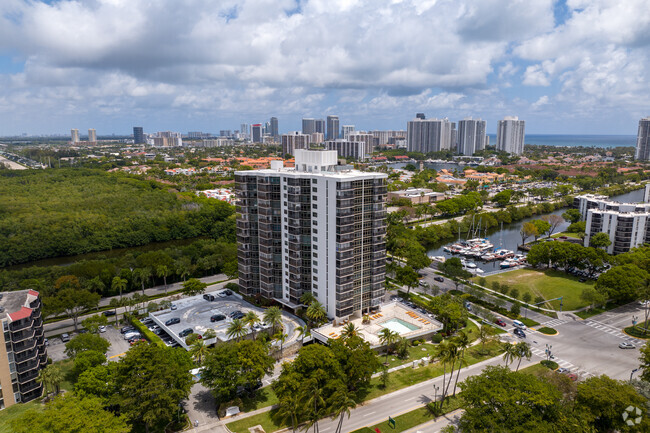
<box><xmin>537</xmin><ymin>327</ymin><xmax>557</xmax><ymax>335</ymax></box>
<box><xmin>130</xmin><ymin>317</ymin><xmax>167</xmax><ymax>348</ymax></box>
<box><xmin>541</xmin><ymin>360</ymin><xmax>559</xmax><ymax>370</ymax></box>
<box><xmin>520</xmin><ymin>317</ymin><xmax>540</xmax><ymax>327</ymax></box>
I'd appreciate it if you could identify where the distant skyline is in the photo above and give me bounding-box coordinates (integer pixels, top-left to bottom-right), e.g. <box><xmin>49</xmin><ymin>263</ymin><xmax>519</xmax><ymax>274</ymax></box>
<box><xmin>0</xmin><ymin>0</ymin><xmax>649</xmax><ymax>136</ymax></box>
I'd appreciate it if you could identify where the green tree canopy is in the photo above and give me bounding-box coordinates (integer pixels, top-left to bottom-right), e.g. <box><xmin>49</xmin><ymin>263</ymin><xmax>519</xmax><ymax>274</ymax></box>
<box><xmin>596</xmin><ymin>264</ymin><xmax>648</xmax><ymax>302</ymax></box>
<box><xmin>65</xmin><ymin>333</ymin><xmax>111</xmax><ymax>358</ymax></box>
<box><xmin>181</xmin><ymin>278</ymin><xmax>207</xmax><ymax>296</ymax></box>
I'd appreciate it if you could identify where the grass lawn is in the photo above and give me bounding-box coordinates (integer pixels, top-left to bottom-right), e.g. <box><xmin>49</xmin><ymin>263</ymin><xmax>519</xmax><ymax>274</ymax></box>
<box><xmin>519</xmin><ymin>362</ymin><xmax>555</xmax><ymax>376</ymax></box>
<box><xmin>477</xmin><ymin>268</ymin><xmax>593</xmax><ymax>311</ymax></box>
<box><xmin>226</xmin><ymin>341</ymin><xmax>503</xmax><ymax>433</ymax></box>
<box><xmin>551</xmin><ymin>232</ymin><xmax>582</xmax><ymax>239</ymax></box>
<box><xmin>0</xmin><ymin>401</ymin><xmax>43</xmax><ymax>433</ymax></box>
<box><xmin>55</xmin><ymin>359</ymin><xmax>76</xmax><ymax>392</ymax></box>
<box><xmin>239</xmin><ymin>386</ymin><xmax>279</xmax><ymax>412</ymax></box>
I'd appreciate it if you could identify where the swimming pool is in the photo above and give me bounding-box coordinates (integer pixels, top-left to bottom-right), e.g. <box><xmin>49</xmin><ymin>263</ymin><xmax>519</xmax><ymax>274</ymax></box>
<box><xmin>380</xmin><ymin>318</ymin><xmax>420</xmax><ymax>335</ymax></box>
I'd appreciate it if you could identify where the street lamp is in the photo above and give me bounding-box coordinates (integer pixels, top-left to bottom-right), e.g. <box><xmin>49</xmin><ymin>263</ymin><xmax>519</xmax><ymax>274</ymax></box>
<box><xmin>630</xmin><ymin>368</ymin><xmax>639</xmax><ymax>383</ymax></box>
<box><xmin>433</xmin><ymin>384</ymin><xmax>440</xmax><ymax>403</ymax></box>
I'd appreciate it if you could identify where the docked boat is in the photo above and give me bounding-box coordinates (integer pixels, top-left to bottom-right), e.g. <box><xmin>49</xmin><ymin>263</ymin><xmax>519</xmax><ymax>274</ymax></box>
<box><xmin>499</xmin><ymin>258</ymin><xmax>519</xmax><ymax>269</ymax></box>
<box><xmin>429</xmin><ymin>256</ymin><xmax>446</xmax><ymax>263</ymax></box>
<box><xmin>465</xmin><ymin>261</ymin><xmax>477</xmax><ymax>269</ymax></box>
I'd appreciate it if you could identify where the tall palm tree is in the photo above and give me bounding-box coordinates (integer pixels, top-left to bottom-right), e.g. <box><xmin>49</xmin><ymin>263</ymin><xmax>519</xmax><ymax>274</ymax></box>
<box><xmin>226</xmin><ymin>318</ymin><xmax>247</xmax><ymax>342</ymax></box>
<box><xmin>190</xmin><ymin>339</ymin><xmax>209</xmax><ymax>365</ymax></box>
<box><xmin>156</xmin><ymin>265</ymin><xmax>169</xmax><ymax>295</ymax></box>
<box><xmin>274</xmin><ymin>332</ymin><xmax>288</xmax><ymax>358</ymax></box>
<box><xmin>515</xmin><ymin>342</ymin><xmax>532</xmax><ymax>371</ymax></box>
<box><xmin>302</xmin><ymin>380</ymin><xmax>325</xmax><ymax>433</ymax></box>
<box><xmin>437</xmin><ymin>340</ymin><xmax>459</xmax><ymax>409</ymax></box>
<box><xmin>378</xmin><ymin>328</ymin><xmax>399</xmax><ymax>364</ymax></box>
<box><xmin>502</xmin><ymin>342</ymin><xmax>518</xmax><ymax>368</ymax></box>
<box><xmin>306</xmin><ymin>301</ymin><xmax>326</xmax><ymax>327</ymax></box>
<box><xmin>108</xmin><ymin>298</ymin><xmax>122</xmax><ymax>325</ymax></box>
<box><xmin>329</xmin><ymin>387</ymin><xmax>357</xmax><ymax>433</ymax></box>
<box><xmin>300</xmin><ymin>292</ymin><xmax>316</xmax><ymax>306</ymax></box>
<box><xmin>243</xmin><ymin>311</ymin><xmax>261</xmax><ymax>338</ymax></box>
<box><xmin>276</xmin><ymin>394</ymin><xmax>301</xmax><ymax>432</ymax></box>
<box><xmin>132</xmin><ymin>268</ymin><xmax>151</xmax><ymax>295</ymax></box>
<box><xmin>263</xmin><ymin>306</ymin><xmax>282</xmax><ymax>335</ymax></box>
<box><xmin>39</xmin><ymin>364</ymin><xmax>63</xmax><ymax>396</ymax></box>
<box><xmin>111</xmin><ymin>276</ymin><xmax>128</xmax><ymax>299</ymax></box>
<box><xmin>296</xmin><ymin>325</ymin><xmax>311</xmax><ymax>345</ymax></box>
<box><xmin>451</xmin><ymin>331</ymin><xmax>469</xmax><ymax>397</ymax></box>
<box><xmin>340</xmin><ymin>323</ymin><xmax>359</xmax><ymax>340</ymax></box>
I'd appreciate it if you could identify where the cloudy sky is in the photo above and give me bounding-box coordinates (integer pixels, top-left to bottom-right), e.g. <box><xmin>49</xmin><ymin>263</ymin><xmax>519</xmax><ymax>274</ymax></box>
<box><xmin>0</xmin><ymin>0</ymin><xmax>648</xmax><ymax>136</ymax></box>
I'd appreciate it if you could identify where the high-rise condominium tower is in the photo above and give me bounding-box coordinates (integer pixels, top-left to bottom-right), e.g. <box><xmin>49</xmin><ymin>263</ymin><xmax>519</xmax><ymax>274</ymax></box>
<box><xmin>235</xmin><ymin>150</ymin><xmax>387</xmax><ymax>320</ymax></box>
<box><xmin>88</xmin><ymin>129</ymin><xmax>97</xmax><ymax>143</ymax></box>
<box><xmin>457</xmin><ymin>118</ymin><xmax>486</xmax><ymax>156</ymax></box>
<box><xmin>302</xmin><ymin>118</ymin><xmax>316</xmax><ymax>135</ymax></box>
<box><xmin>133</xmin><ymin>127</ymin><xmax>145</xmax><ymax>144</ymax></box>
<box><xmin>327</xmin><ymin>115</ymin><xmax>340</xmax><ymax>140</ymax></box>
<box><xmin>407</xmin><ymin>117</ymin><xmax>452</xmax><ymax>153</ymax></box>
<box><xmin>281</xmin><ymin>132</ymin><xmax>311</xmax><ymax>156</ymax></box>
<box><xmin>0</xmin><ymin>290</ymin><xmax>47</xmax><ymax>408</ymax></box>
<box><xmin>496</xmin><ymin>116</ymin><xmax>525</xmax><ymax>155</ymax></box>
<box><xmin>70</xmin><ymin>129</ymin><xmax>79</xmax><ymax>144</ymax></box>
<box><xmin>251</xmin><ymin>124</ymin><xmax>263</xmax><ymax>143</ymax></box>
<box><xmin>270</xmin><ymin>117</ymin><xmax>279</xmax><ymax>138</ymax></box>
<box><xmin>635</xmin><ymin>117</ymin><xmax>650</xmax><ymax>161</ymax></box>
<box><xmin>341</xmin><ymin>125</ymin><xmax>355</xmax><ymax>140</ymax></box>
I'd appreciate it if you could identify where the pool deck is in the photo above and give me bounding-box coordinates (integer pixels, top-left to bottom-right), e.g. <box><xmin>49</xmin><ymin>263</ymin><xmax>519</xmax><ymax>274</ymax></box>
<box><xmin>312</xmin><ymin>302</ymin><xmax>443</xmax><ymax>347</ymax></box>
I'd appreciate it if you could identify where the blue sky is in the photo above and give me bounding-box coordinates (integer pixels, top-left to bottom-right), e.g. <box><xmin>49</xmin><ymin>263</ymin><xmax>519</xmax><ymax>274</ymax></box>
<box><xmin>0</xmin><ymin>0</ymin><xmax>648</xmax><ymax>136</ymax></box>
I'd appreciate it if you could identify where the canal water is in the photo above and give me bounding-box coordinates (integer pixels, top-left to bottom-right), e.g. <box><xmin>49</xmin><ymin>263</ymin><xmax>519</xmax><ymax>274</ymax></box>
<box><xmin>425</xmin><ymin>187</ymin><xmax>645</xmax><ymax>274</ymax></box>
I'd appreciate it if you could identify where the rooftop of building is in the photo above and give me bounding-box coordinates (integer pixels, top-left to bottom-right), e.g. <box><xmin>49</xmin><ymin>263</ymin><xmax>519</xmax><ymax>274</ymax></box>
<box><xmin>0</xmin><ymin>290</ymin><xmax>37</xmax><ymax>321</ymax></box>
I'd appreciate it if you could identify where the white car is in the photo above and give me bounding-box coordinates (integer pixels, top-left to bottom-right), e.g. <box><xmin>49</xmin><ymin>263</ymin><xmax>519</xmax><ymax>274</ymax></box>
<box><xmin>639</xmin><ymin>300</ymin><xmax>650</xmax><ymax>308</ymax></box>
<box><xmin>98</xmin><ymin>325</ymin><xmax>107</xmax><ymax>333</ymax></box>
<box><xmin>619</xmin><ymin>341</ymin><xmax>636</xmax><ymax>349</ymax></box>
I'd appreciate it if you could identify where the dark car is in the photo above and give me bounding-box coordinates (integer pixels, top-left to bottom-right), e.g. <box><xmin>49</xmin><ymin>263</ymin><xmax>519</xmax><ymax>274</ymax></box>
<box><xmin>434</xmin><ymin>276</ymin><xmax>444</xmax><ymax>283</ymax></box>
<box><xmin>233</xmin><ymin>312</ymin><xmax>245</xmax><ymax>319</ymax></box>
<box><xmin>103</xmin><ymin>310</ymin><xmax>116</xmax><ymax>317</ymax></box>
<box><xmin>211</xmin><ymin>314</ymin><xmax>226</xmax><ymax>322</ymax></box>
<box><xmin>120</xmin><ymin>326</ymin><xmax>136</xmax><ymax>334</ymax></box>
<box><xmin>229</xmin><ymin>310</ymin><xmax>243</xmax><ymax>318</ymax></box>
<box><xmin>165</xmin><ymin>317</ymin><xmax>180</xmax><ymax>326</ymax></box>
<box><xmin>495</xmin><ymin>318</ymin><xmax>507</xmax><ymax>327</ymax></box>
<box><xmin>224</xmin><ymin>289</ymin><xmax>233</xmax><ymax>296</ymax></box>
<box><xmin>179</xmin><ymin>328</ymin><xmax>194</xmax><ymax>338</ymax></box>
<box><xmin>203</xmin><ymin>294</ymin><xmax>216</xmax><ymax>302</ymax></box>
<box><xmin>513</xmin><ymin>328</ymin><xmax>526</xmax><ymax>338</ymax></box>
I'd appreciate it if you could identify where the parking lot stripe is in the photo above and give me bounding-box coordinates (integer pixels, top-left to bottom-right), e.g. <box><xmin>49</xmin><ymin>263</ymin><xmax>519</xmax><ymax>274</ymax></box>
<box><xmin>110</xmin><ymin>352</ymin><xmax>126</xmax><ymax>359</ymax></box>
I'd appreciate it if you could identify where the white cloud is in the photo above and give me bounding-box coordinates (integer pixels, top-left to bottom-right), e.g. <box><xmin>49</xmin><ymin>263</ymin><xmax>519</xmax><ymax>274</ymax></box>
<box><xmin>523</xmin><ymin>65</ymin><xmax>550</xmax><ymax>86</ymax></box>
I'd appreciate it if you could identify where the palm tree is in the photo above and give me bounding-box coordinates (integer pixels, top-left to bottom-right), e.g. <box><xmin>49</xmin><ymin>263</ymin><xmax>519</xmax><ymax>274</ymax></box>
<box><xmin>39</xmin><ymin>364</ymin><xmax>63</xmax><ymax>397</ymax></box>
<box><xmin>108</xmin><ymin>298</ymin><xmax>122</xmax><ymax>325</ymax></box>
<box><xmin>437</xmin><ymin>340</ymin><xmax>459</xmax><ymax>409</ymax></box>
<box><xmin>478</xmin><ymin>323</ymin><xmax>496</xmax><ymax>353</ymax></box>
<box><xmin>226</xmin><ymin>318</ymin><xmax>247</xmax><ymax>342</ymax></box>
<box><xmin>190</xmin><ymin>339</ymin><xmax>209</xmax><ymax>365</ymax></box>
<box><xmin>451</xmin><ymin>331</ymin><xmax>469</xmax><ymax>397</ymax></box>
<box><xmin>300</xmin><ymin>292</ymin><xmax>316</xmax><ymax>306</ymax></box>
<box><xmin>502</xmin><ymin>342</ymin><xmax>518</xmax><ymax>368</ymax></box>
<box><xmin>243</xmin><ymin>311</ymin><xmax>261</xmax><ymax>338</ymax></box>
<box><xmin>156</xmin><ymin>265</ymin><xmax>169</xmax><ymax>295</ymax></box>
<box><xmin>378</xmin><ymin>328</ymin><xmax>399</xmax><ymax>364</ymax></box>
<box><xmin>274</xmin><ymin>332</ymin><xmax>288</xmax><ymax>358</ymax></box>
<box><xmin>111</xmin><ymin>276</ymin><xmax>128</xmax><ymax>299</ymax></box>
<box><xmin>340</xmin><ymin>323</ymin><xmax>359</xmax><ymax>340</ymax></box>
<box><xmin>306</xmin><ymin>301</ymin><xmax>326</xmax><ymax>327</ymax></box>
<box><xmin>276</xmin><ymin>394</ymin><xmax>301</xmax><ymax>432</ymax></box>
<box><xmin>302</xmin><ymin>380</ymin><xmax>325</xmax><ymax>433</ymax></box>
<box><xmin>296</xmin><ymin>325</ymin><xmax>311</xmax><ymax>345</ymax></box>
<box><xmin>263</xmin><ymin>306</ymin><xmax>282</xmax><ymax>335</ymax></box>
<box><xmin>329</xmin><ymin>388</ymin><xmax>357</xmax><ymax>433</ymax></box>
<box><xmin>515</xmin><ymin>342</ymin><xmax>532</xmax><ymax>371</ymax></box>
<box><xmin>132</xmin><ymin>268</ymin><xmax>151</xmax><ymax>295</ymax></box>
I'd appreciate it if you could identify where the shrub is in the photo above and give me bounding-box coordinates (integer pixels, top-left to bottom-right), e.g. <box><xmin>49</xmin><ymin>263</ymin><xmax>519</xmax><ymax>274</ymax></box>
<box><xmin>522</xmin><ymin>292</ymin><xmax>532</xmax><ymax>304</ymax></box>
<box><xmin>510</xmin><ymin>288</ymin><xmax>520</xmax><ymax>299</ymax></box>
<box><xmin>541</xmin><ymin>360</ymin><xmax>559</xmax><ymax>369</ymax></box>
<box><xmin>534</xmin><ymin>296</ymin><xmax>545</xmax><ymax>305</ymax></box>
<box><xmin>432</xmin><ymin>333</ymin><xmax>443</xmax><ymax>344</ymax></box>
<box><xmin>129</xmin><ymin>318</ymin><xmax>166</xmax><ymax>348</ymax></box>
<box><xmin>491</xmin><ymin>281</ymin><xmax>501</xmax><ymax>292</ymax></box>
<box><xmin>225</xmin><ymin>282</ymin><xmax>240</xmax><ymax>292</ymax></box>
<box><xmin>510</xmin><ymin>302</ymin><xmax>521</xmax><ymax>317</ymax></box>
<box><xmin>537</xmin><ymin>327</ymin><xmax>557</xmax><ymax>335</ymax></box>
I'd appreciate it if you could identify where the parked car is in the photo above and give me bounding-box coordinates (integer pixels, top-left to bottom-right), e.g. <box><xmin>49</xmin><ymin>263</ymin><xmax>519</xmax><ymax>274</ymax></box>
<box><xmin>229</xmin><ymin>310</ymin><xmax>243</xmax><ymax>318</ymax></box>
<box><xmin>124</xmin><ymin>331</ymin><xmax>141</xmax><ymax>341</ymax></box>
<box><xmin>98</xmin><ymin>325</ymin><xmax>107</xmax><ymax>333</ymax></box>
<box><xmin>434</xmin><ymin>276</ymin><xmax>444</xmax><ymax>282</ymax></box>
<box><xmin>203</xmin><ymin>294</ymin><xmax>216</xmax><ymax>302</ymax></box>
<box><xmin>60</xmin><ymin>333</ymin><xmax>70</xmax><ymax>342</ymax></box>
<box><xmin>120</xmin><ymin>326</ymin><xmax>135</xmax><ymax>334</ymax></box>
<box><xmin>170</xmin><ymin>304</ymin><xmax>178</xmax><ymax>310</ymax></box>
<box><xmin>179</xmin><ymin>328</ymin><xmax>194</xmax><ymax>338</ymax></box>
<box><xmin>419</xmin><ymin>281</ymin><xmax>428</xmax><ymax>287</ymax></box>
<box><xmin>513</xmin><ymin>328</ymin><xmax>526</xmax><ymax>338</ymax></box>
<box><xmin>232</xmin><ymin>312</ymin><xmax>245</xmax><ymax>319</ymax></box>
<box><xmin>217</xmin><ymin>291</ymin><xmax>227</xmax><ymax>298</ymax></box>
<box><xmin>495</xmin><ymin>318</ymin><xmax>506</xmax><ymax>327</ymax></box>
<box><xmin>557</xmin><ymin>368</ymin><xmax>570</xmax><ymax>374</ymax></box>
<box><xmin>165</xmin><ymin>317</ymin><xmax>180</xmax><ymax>326</ymax></box>
<box><xmin>103</xmin><ymin>310</ymin><xmax>116</xmax><ymax>317</ymax></box>
<box><xmin>619</xmin><ymin>341</ymin><xmax>636</xmax><ymax>349</ymax></box>
<box><xmin>130</xmin><ymin>338</ymin><xmax>147</xmax><ymax>346</ymax></box>
<box><xmin>224</xmin><ymin>289</ymin><xmax>233</xmax><ymax>296</ymax></box>
<box><xmin>211</xmin><ymin>314</ymin><xmax>226</xmax><ymax>322</ymax></box>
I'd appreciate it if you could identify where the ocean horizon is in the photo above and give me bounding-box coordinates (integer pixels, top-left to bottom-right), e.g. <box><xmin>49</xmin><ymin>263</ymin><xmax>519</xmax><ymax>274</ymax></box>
<box><xmin>486</xmin><ymin>134</ymin><xmax>637</xmax><ymax>148</ymax></box>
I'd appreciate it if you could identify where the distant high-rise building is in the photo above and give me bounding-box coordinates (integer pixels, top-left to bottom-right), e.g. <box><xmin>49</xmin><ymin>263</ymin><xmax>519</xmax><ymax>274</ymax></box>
<box><xmin>407</xmin><ymin>117</ymin><xmax>452</xmax><ymax>153</ymax></box>
<box><xmin>71</xmin><ymin>129</ymin><xmax>79</xmax><ymax>144</ymax></box>
<box><xmin>241</xmin><ymin>124</ymin><xmax>249</xmax><ymax>135</ymax></box>
<box><xmin>457</xmin><ymin>118</ymin><xmax>487</xmax><ymax>156</ymax></box>
<box><xmin>635</xmin><ymin>117</ymin><xmax>650</xmax><ymax>161</ymax></box>
<box><xmin>270</xmin><ymin>117</ymin><xmax>279</xmax><ymax>138</ymax></box>
<box><xmin>370</xmin><ymin>130</ymin><xmax>406</xmax><ymax>145</ymax></box>
<box><xmin>281</xmin><ymin>132</ymin><xmax>311</xmax><ymax>156</ymax></box>
<box><xmin>325</xmin><ymin>139</ymin><xmax>367</xmax><ymax>160</ymax></box>
<box><xmin>133</xmin><ymin>127</ymin><xmax>145</xmax><ymax>144</ymax></box>
<box><xmin>251</xmin><ymin>124</ymin><xmax>263</xmax><ymax>143</ymax></box>
<box><xmin>302</xmin><ymin>118</ymin><xmax>316</xmax><ymax>135</ymax></box>
<box><xmin>450</xmin><ymin>122</ymin><xmax>457</xmax><ymax>149</ymax></box>
<box><xmin>341</xmin><ymin>125</ymin><xmax>355</xmax><ymax>140</ymax></box>
<box><xmin>496</xmin><ymin>116</ymin><xmax>525</xmax><ymax>155</ymax></box>
<box><xmin>315</xmin><ymin>119</ymin><xmax>325</xmax><ymax>135</ymax></box>
<box><xmin>348</xmin><ymin>132</ymin><xmax>375</xmax><ymax>157</ymax></box>
<box><xmin>235</xmin><ymin>149</ymin><xmax>387</xmax><ymax>319</ymax></box>
<box><xmin>326</xmin><ymin>115</ymin><xmax>340</xmax><ymax>140</ymax></box>
<box><xmin>416</xmin><ymin>113</ymin><xmax>426</xmax><ymax>120</ymax></box>
<box><xmin>87</xmin><ymin>128</ymin><xmax>96</xmax><ymax>143</ymax></box>
<box><xmin>310</xmin><ymin>132</ymin><xmax>324</xmax><ymax>144</ymax></box>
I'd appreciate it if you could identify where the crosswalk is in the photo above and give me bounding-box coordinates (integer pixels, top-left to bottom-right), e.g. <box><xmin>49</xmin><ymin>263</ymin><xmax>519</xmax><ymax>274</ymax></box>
<box><xmin>539</xmin><ymin>318</ymin><xmax>566</xmax><ymax>328</ymax></box>
<box><xmin>583</xmin><ymin>319</ymin><xmax>638</xmax><ymax>343</ymax></box>
<box><xmin>528</xmin><ymin>346</ymin><xmax>593</xmax><ymax>379</ymax></box>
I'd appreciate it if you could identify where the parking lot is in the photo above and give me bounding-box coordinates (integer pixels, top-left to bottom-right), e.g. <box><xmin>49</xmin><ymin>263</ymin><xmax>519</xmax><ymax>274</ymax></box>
<box><xmin>150</xmin><ymin>288</ymin><xmax>304</xmax><ymax>349</ymax></box>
